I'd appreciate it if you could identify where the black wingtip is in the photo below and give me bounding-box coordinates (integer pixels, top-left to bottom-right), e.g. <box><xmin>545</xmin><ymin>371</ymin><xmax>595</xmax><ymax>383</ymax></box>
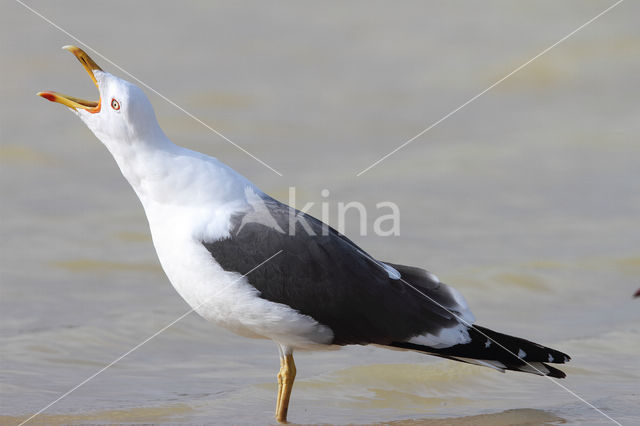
<box><xmin>545</xmin><ymin>363</ymin><xmax>567</xmax><ymax>378</ymax></box>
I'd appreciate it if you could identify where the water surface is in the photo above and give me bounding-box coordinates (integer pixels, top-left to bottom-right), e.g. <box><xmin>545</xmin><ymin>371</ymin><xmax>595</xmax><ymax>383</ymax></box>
<box><xmin>1</xmin><ymin>1</ymin><xmax>639</xmax><ymax>424</ymax></box>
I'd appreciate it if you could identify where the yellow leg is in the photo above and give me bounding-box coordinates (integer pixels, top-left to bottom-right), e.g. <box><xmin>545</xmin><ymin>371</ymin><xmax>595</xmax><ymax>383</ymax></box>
<box><xmin>275</xmin><ymin>353</ymin><xmax>296</xmax><ymax>424</ymax></box>
<box><xmin>276</xmin><ymin>356</ymin><xmax>285</xmax><ymax>414</ymax></box>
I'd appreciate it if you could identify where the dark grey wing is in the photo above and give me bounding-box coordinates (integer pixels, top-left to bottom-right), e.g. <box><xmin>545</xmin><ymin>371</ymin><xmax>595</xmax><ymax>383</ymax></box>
<box><xmin>203</xmin><ymin>194</ymin><xmax>469</xmax><ymax>346</ymax></box>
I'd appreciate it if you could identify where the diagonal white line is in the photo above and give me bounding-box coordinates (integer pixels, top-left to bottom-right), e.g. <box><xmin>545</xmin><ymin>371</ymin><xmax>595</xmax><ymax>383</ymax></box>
<box><xmin>18</xmin><ymin>250</ymin><xmax>283</xmax><ymax>426</ymax></box>
<box><xmin>14</xmin><ymin>0</ymin><xmax>623</xmax><ymax>424</ymax></box>
<box><xmin>358</xmin><ymin>251</ymin><xmax>621</xmax><ymax>425</ymax></box>
<box><xmin>356</xmin><ymin>0</ymin><xmax>625</xmax><ymax>176</ymax></box>
<box><xmin>15</xmin><ymin>0</ymin><xmax>283</xmax><ymax>177</ymax></box>
<box><xmin>395</xmin><ymin>276</ymin><xmax>621</xmax><ymax>425</ymax></box>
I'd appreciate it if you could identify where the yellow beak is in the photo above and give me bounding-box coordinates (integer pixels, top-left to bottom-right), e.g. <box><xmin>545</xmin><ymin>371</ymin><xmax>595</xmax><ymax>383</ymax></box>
<box><xmin>37</xmin><ymin>46</ymin><xmax>103</xmax><ymax>113</ymax></box>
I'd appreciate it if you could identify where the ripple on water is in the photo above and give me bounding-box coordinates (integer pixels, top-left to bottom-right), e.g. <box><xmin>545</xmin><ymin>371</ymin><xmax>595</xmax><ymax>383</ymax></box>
<box><xmin>50</xmin><ymin>259</ymin><xmax>162</xmax><ymax>274</ymax></box>
<box><xmin>2</xmin><ymin>404</ymin><xmax>193</xmax><ymax>425</ymax></box>
<box><xmin>383</xmin><ymin>408</ymin><xmax>565</xmax><ymax>425</ymax></box>
<box><xmin>272</xmin><ymin>362</ymin><xmax>487</xmax><ymax>413</ymax></box>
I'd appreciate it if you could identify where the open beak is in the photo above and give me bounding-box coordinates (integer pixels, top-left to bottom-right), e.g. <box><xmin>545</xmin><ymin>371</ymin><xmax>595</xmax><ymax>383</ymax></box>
<box><xmin>38</xmin><ymin>46</ymin><xmax>102</xmax><ymax>113</ymax></box>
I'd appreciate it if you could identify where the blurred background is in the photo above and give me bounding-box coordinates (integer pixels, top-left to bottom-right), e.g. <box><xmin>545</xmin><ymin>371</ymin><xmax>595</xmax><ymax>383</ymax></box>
<box><xmin>1</xmin><ymin>1</ymin><xmax>638</xmax><ymax>424</ymax></box>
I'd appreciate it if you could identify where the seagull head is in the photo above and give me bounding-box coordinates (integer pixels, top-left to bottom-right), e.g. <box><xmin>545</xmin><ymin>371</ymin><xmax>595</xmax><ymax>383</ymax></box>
<box><xmin>38</xmin><ymin>46</ymin><xmax>162</xmax><ymax>145</ymax></box>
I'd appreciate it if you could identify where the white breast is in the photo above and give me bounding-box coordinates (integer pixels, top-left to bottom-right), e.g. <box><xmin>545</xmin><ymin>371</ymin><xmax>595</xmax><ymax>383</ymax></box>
<box><xmin>142</xmin><ymin>192</ymin><xmax>334</xmax><ymax>349</ymax></box>
<box><xmin>115</xmin><ymin>144</ymin><xmax>334</xmax><ymax>348</ymax></box>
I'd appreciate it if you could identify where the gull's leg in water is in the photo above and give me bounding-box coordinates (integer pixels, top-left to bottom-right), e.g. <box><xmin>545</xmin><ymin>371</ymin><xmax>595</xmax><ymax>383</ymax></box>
<box><xmin>275</xmin><ymin>345</ymin><xmax>296</xmax><ymax>423</ymax></box>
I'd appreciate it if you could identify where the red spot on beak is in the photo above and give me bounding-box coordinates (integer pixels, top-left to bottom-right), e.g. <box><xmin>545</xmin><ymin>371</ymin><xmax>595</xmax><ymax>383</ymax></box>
<box><xmin>40</xmin><ymin>92</ymin><xmax>57</xmax><ymax>102</ymax></box>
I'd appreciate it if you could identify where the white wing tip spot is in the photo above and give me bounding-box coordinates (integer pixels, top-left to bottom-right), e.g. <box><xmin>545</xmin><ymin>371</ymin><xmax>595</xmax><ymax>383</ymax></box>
<box><xmin>548</xmin><ymin>354</ymin><xmax>554</xmax><ymax>362</ymax></box>
<box><xmin>485</xmin><ymin>339</ymin><xmax>491</xmax><ymax>348</ymax></box>
<box><xmin>518</xmin><ymin>348</ymin><xmax>527</xmax><ymax>359</ymax></box>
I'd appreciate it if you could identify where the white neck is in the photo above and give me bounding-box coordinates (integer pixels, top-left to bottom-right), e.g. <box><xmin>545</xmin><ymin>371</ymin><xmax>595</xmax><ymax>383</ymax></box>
<box><xmin>98</xmin><ymin>126</ymin><xmax>174</xmax><ymax>196</ymax></box>
<box><xmin>94</xmin><ymin>127</ymin><xmax>255</xmax><ymax>225</ymax></box>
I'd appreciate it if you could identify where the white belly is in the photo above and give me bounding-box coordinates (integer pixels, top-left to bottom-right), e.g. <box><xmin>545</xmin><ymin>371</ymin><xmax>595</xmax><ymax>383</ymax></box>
<box><xmin>147</xmin><ymin>212</ymin><xmax>334</xmax><ymax>349</ymax></box>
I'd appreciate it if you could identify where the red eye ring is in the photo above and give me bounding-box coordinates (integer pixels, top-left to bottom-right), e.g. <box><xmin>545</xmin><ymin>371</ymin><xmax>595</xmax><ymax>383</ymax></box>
<box><xmin>111</xmin><ymin>98</ymin><xmax>120</xmax><ymax>110</ymax></box>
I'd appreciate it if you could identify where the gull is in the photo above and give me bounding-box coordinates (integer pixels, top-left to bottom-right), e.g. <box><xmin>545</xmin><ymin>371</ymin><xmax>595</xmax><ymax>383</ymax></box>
<box><xmin>39</xmin><ymin>46</ymin><xmax>570</xmax><ymax>423</ymax></box>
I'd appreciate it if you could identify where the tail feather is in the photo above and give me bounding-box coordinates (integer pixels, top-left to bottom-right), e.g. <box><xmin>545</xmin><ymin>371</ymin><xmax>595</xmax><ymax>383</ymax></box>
<box><xmin>390</xmin><ymin>325</ymin><xmax>570</xmax><ymax>379</ymax></box>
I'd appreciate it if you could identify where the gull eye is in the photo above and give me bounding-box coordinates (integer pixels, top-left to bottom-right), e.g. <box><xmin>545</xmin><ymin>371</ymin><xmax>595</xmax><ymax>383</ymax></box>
<box><xmin>111</xmin><ymin>98</ymin><xmax>121</xmax><ymax>110</ymax></box>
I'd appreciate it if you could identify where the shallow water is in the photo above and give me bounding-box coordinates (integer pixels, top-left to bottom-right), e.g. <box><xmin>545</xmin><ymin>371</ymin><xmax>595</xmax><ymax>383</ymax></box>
<box><xmin>1</xmin><ymin>1</ymin><xmax>639</xmax><ymax>425</ymax></box>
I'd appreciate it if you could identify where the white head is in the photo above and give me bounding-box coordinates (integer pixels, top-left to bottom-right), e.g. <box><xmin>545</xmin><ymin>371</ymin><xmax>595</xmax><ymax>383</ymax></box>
<box><xmin>38</xmin><ymin>46</ymin><xmax>164</xmax><ymax>149</ymax></box>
